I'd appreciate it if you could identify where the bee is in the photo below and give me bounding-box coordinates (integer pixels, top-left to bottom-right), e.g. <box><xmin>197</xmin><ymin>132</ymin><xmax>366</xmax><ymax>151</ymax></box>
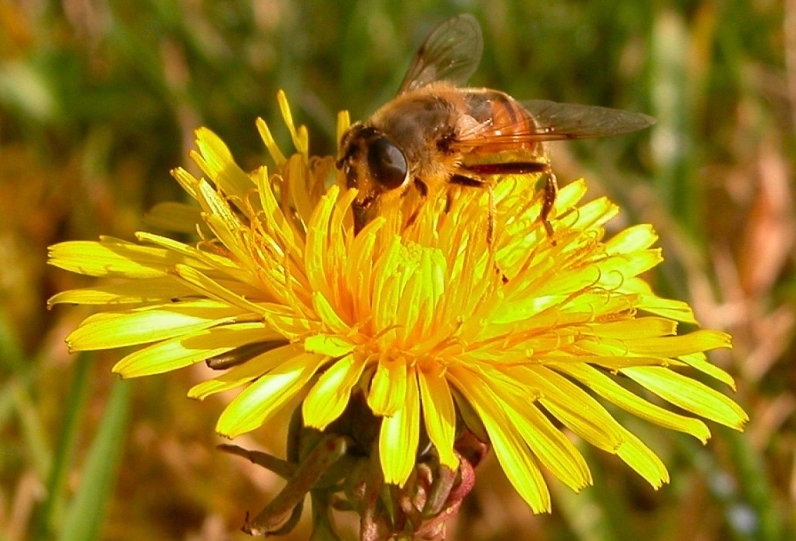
<box><xmin>336</xmin><ymin>14</ymin><xmax>654</xmax><ymax>235</ymax></box>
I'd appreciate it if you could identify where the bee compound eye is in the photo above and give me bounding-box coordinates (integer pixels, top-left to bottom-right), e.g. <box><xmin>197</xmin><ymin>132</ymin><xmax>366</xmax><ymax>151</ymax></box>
<box><xmin>367</xmin><ymin>136</ymin><xmax>408</xmax><ymax>190</ymax></box>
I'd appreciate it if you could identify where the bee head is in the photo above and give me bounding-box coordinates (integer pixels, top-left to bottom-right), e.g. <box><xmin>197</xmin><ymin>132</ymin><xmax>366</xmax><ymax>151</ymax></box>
<box><xmin>337</xmin><ymin>123</ymin><xmax>410</xmax><ymax>230</ymax></box>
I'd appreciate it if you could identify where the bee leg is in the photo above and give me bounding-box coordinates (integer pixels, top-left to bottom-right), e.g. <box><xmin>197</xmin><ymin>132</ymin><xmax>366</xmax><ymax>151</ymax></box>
<box><xmin>444</xmin><ymin>189</ymin><xmax>455</xmax><ymax>214</ymax></box>
<box><xmin>486</xmin><ymin>182</ymin><xmax>496</xmax><ymax>245</ymax></box>
<box><xmin>461</xmin><ymin>161</ymin><xmax>553</xmax><ymax>241</ymax></box>
<box><xmin>404</xmin><ymin>177</ymin><xmax>429</xmax><ymax>229</ymax></box>
<box><xmin>351</xmin><ymin>201</ymin><xmax>369</xmax><ymax>235</ymax></box>
<box><xmin>449</xmin><ymin>174</ymin><xmax>494</xmax><ymax>245</ymax></box>
<box><xmin>540</xmin><ymin>171</ymin><xmax>558</xmax><ymax>239</ymax></box>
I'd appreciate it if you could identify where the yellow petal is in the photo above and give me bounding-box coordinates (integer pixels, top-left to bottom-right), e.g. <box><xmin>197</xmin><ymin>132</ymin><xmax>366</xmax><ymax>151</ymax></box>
<box><xmin>637</xmin><ymin>295</ymin><xmax>697</xmax><ymax>323</ymax></box>
<box><xmin>171</xmin><ymin>264</ymin><xmax>271</xmax><ymax>317</ymax></box>
<box><xmin>450</xmin><ymin>368</ymin><xmax>551</xmax><ymax>513</ymax></box>
<box><xmin>170</xmin><ymin>167</ymin><xmax>200</xmax><ymax>200</ymax></box>
<box><xmin>504</xmin><ymin>394</ymin><xmax>592</xmax><ymax>491</ymax></box>
<box><xmin>286</xmin><ymin>155</ymin><xmax>315</xmax><ymax>228</ymax></box>
<box><xmin>256</xmin><ymin>117</ymin><xmax>287</xmax><ymax>166</ymax></box>
<box><xmin>622</xmin><ymin>366</ymin><xmax>749</xmax><ymax>430</ymax></box>
<box><xmin>113</xmin><ymin>322</ymin><xmax>277</xmax><ymax>377</ymax></box>
<box><xmin>346</xmin><ymin>218</ymin><xmax>383</xmax><ymax>318</ymax></box>
<box><xmin>216</xmin><ymin>351</ymin><xmax>325</xmax><ymax>438</ymax></box>
<box><xmin>615</xmin><ymin>427</ymin><xmax>670</xmax><ymax>488</ymax></box>
<box><xmin>66</xmin><ymin>300</ymin><xmax>244</xmax><ymax>351</ymax></box>
<box><xmin>541</xmin><ymin>355</ymin><xmax>670</xmax><ymax>370</ymax></box>
<box><xmin>379</xmin><ymin>368</ymin><xmax>420</xmax><ymax>485</ymax></box>
<box><xmin>195</xmin><ymin>179</ymin><xmax>247</xmax><ymax>246</ymax></box>
<box><xmin>624</xmin><ymin>330</ymin><xmax>731</xmax><ymax>357</ymax></box>
<box><xmin>303</xmin><ymin>354</ymin><xmax>366</xmax><ymax>429</ymax></box>
<box><xmin>305</xmin><ymin>186</ymin><xmax>346</xmax><ymax>309</ymax></box>
<box><xmin>368</xmin><ymin>354</ymin><xmax>407</xmax><ymax>416</ymax></box>
<box><xmin>192</xmin><ymin>127</ymin><xmax>255</xmax><ymax>199</ymax></box>
<box><xmin>48</xmin><ymin>276</ymin><xmax>193</xmax><ymax>306</ymax></box>
<box><xmin>336</xmin><ymin>110</ymin><xmax>351</xmax><ymax>148</ymax></box>
<box><xmin>304</xmin><ymin>334</ymin><xmax>355</xmax><ymax>357</ymax></box>
<box><xmin>135</xmin><ymin>232</ymin><xmax>233</xmax><ymax>272</ymax></box>
<box><xmin>418</xmin><ymin>367</ymin><xmax>458</xmax><ymax>469</ymax></box>
<box><xmin>48</xmin><ymin>239</ymin><xmax>177</xmax><ymax>278</ymax></box>
<box><xmin>587</xmin><ymin>317</ymin><xmax>677</xmax><ymax>339</ymax></box>
<box><xmin>605</xmin><ymin>224</ymin><xmax>658</xmax><ymax>253</ymax></box>
<box><xmin>512</xmin><ymin>366</ymin><xmax>627</xmax><ymax>451</ymax></box>
<box><xmin>259</xmin><ymin>303</ymin><xmax>315</xmax><ymax>339</ymax></box>
<box><xmin>567</xmin><ymin>196</ymin><xmax>618</xmax><ymax>230</ymax></box>
<box><xmin>277</xmin><ymin>89</ymin><xmax>308</xmax><ymax>158</ymax></box>
<box><xmin>554</xmin><ymin>363</ymin><xmax>711</xmax><ymax>442</ymax></box>
<box><xmin>188</xmin><ymin>342</ymin><xmax>304</xmax><ymax>399</ymax></box>
<box><xmin>596</xmin><ymin>250</ymin><xmax>663</xmax><ymax>287</ymax></box>
<box><xmin>253</xmin><ymin>166</ymin><xmax>304</xmax><ymax>262</ymax></box>
<box><xmin>677</xmin><ymin>351</ymin><xmax>737</xmax><ymax>388</ymax></box>
<box><xmin>554</xmin><ymin>179</ymin><xmax>589</xmax><ymax>211</ymax></box>
<box><xmin>311</xmin><ymin>291</ymin><xmax>350</xmax><ymax>335</ymax></box>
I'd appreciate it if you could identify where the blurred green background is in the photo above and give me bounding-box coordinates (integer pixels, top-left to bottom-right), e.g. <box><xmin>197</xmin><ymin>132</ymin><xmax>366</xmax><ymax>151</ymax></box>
<box><xmin>1</xmin><ymin>0</ymin><xmax>793</xmax><ymax>540</ymax></box>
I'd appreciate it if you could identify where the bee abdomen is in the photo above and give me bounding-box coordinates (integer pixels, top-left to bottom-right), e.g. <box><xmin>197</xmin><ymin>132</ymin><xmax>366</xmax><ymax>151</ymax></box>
<box><xmin>464</xmin><ymin>89</ymin><xmax>536</xmax><ymax>136</ymax></box>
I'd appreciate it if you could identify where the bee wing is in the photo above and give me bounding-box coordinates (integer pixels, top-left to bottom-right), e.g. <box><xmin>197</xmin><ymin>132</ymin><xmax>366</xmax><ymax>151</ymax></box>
<box><xmin>454</xmin><ymin>99</ymin><xmax>655</xmax><ymax>150</ymax></box>
<box><xmin>520</xmin><ymin>99</ymin><xmax>656</xmax><ymax>139</ymax></box>
<box><xmin>397</xmin><ymin>14</ymin><xmax>483</xmax><ymax>94</ymax></box>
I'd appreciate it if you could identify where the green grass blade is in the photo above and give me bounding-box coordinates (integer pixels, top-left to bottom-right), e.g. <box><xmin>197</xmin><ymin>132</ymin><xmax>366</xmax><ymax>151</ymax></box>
<box><xmin>726</xmin><ymin>430</ymin><xmax>783</xmax><ymax>541</ymax></box>
<box><xmin>57</xmin><ymin>379</ymin><xmax>131</xmax><ymax>541</ymax></box>
<box><xmin>30</xmin><ymin>354</ymin><xmax>93</xmax><ymax>541</ymax></box>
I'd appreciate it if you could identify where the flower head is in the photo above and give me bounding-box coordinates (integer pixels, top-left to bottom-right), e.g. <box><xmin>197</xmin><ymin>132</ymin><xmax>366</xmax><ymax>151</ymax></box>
<box><xmin>49</xmin><ymin>92</ymin><xmax>747</xmax><ymax>523</ymax></box>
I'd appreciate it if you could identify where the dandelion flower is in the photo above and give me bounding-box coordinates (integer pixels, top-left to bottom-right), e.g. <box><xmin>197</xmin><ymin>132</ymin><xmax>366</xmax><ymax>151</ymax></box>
<box><xmin>48</xmin><ymin>92</ymin><xmax>748</xmax><ymax>522</ymax></box>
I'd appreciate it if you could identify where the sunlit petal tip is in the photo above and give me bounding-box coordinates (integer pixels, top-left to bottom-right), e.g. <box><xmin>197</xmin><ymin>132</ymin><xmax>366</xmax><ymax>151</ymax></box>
<box><xmin>257</xmin><ymin>116</ymin><xmax>287</xmax><ymax>166</ymax></box>
<box><xmin>337</xmin><ymin>110</ymin><xmax>351</xmax><ymax>143</ymax></box>
<box><xmin>276</xmin><ymin>90</ymin><xmax>309</xmax><ymax>157</ymax></box>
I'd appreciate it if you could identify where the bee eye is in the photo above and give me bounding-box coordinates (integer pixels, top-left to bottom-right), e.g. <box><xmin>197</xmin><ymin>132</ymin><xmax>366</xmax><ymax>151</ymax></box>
<box><xmin>367</xmin><ymin>137</ymin><xmax>408</xmax><ymax>190</ymax></box>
